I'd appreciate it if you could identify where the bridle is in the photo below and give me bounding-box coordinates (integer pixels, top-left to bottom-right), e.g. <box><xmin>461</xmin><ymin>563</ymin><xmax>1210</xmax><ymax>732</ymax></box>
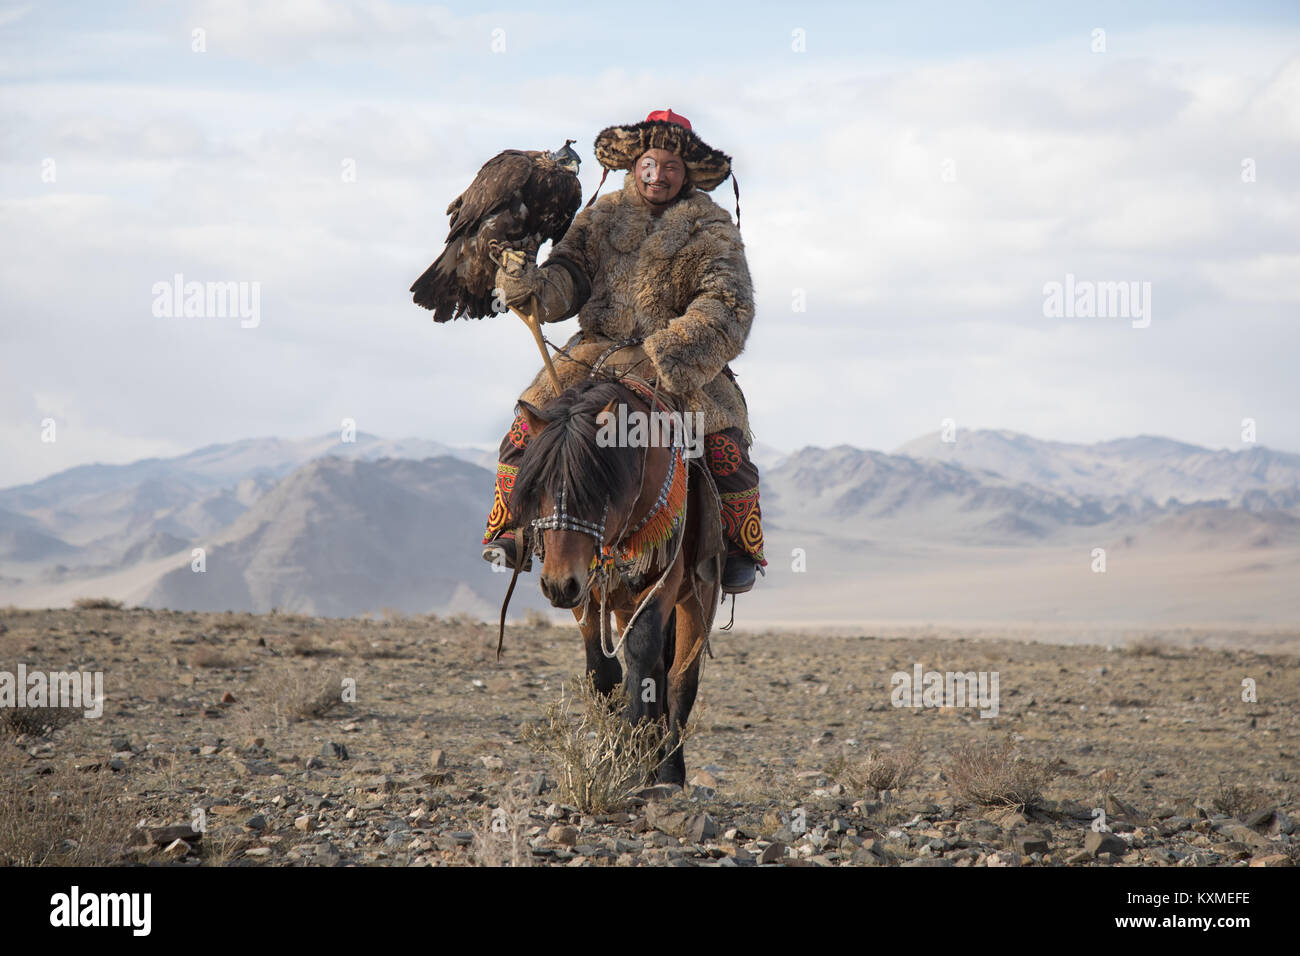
<box><xmin>526</xmin><ymin>349</ymin><xmax>690</xmax><ymax>660</ymax></box>
<box><xmin>494</xmin><ymin>341</ymin><xmax>705</xmax><ymax>664</ymax></box>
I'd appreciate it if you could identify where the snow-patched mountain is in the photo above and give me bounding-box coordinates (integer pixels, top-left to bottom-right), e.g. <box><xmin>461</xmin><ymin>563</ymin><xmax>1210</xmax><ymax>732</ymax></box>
<box><xmin>893</xmin><ymin>430</ymin><xmax>1300</xmax><ymax>506</ymax></box>
<box><xmin>0</xmin><ymin>433</ymin><xmax>493</xmax><ymax>568</ymax></box>
<box><xmin>762</xmin><ymin>444</ymin><xmax>1130</xmax><ymax>544</ymax></box>
<box><xmin>139</xmin><ymin>455</ymin><xmax>549</xmax><ymax>618</ymax></box>
<box><xmin>0</xmin><ymin>432</ymin><xmax>487</xmax><ymax>513</ymax></box>
<box><xmin>3</xmin><ymin>427</ymin><xmax>1299</xmax><ymax>623</ymax></box>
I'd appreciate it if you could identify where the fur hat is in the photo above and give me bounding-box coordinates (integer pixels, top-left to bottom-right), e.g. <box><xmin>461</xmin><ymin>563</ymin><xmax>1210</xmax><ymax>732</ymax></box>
<box><xmin>593</xmin><ymin>109</ymin><xmax>733</xmax><ymax>192</ymax></box>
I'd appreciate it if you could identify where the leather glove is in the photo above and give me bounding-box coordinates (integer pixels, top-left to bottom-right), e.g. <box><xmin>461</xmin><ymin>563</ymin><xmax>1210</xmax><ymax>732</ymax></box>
<box><xmin>492</xmin><ymin>247</ymin><xmax>543</xmax><ymax>314</ymax></box>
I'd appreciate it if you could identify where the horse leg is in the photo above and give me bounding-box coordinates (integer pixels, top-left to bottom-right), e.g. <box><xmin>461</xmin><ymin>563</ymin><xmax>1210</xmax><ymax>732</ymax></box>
<box><xmin>659</xmin><ymin>597</ymin><xmax>709</xmax><ymax>786</ymax></box>
<box><xmin>616</xmin><ymin>603</ymin><xmax>668</xmax><ymax>726</ymax></box>
<box><xmin>575</xmin><ymin>597</ymin><xmax>621</xmax><ymax>697</ymax></box>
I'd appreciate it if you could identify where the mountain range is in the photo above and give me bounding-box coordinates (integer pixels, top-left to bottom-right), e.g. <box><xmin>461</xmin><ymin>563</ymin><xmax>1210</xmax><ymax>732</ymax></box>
<box><xmin>2</xmin><ymin>428</ymin><xmax>1297</xmax><ymax>628</ymax></box>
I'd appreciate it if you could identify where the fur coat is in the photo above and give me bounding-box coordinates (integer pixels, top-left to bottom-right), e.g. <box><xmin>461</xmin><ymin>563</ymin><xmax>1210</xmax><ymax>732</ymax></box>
<box><xmin>507</xmin><ymin>173</ymin><xmax>755</xmax><ymax>442</ymax></box>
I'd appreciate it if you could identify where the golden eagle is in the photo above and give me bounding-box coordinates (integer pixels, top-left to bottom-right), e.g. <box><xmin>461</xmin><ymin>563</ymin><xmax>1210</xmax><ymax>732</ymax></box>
<box><xmin>410</xmin><ymin>141</ymin><xmax>582</xmax><ymax>322</ymax></box>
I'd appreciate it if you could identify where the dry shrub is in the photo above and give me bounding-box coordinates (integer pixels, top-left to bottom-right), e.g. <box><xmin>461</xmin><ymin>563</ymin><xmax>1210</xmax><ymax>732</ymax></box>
<box><xmin>0</xmin><ymin>639</ymin><xmax>81</xmax><ymax>737</ymax></box>
<box><xmin>289</xmin><ymin>635</ymin><xmax>340</xmax><ymax>658</ymax></box>
<box><xmin>522</xmin><ymin>609</ymin><xmax>553</xmax><ymax>630</ymax></box>
<box><xmin>830</xmin><ymin>740</ymin><xmax>922</xmax><ymax>793</ymax></box>
<box><xmin>947</xmin><ymin>738</ymin><xmax>1060</xmax><ymax>810</ymax></box>
<box><xmin>343</xmin><ymin>633</ymin><xmax>403</xmax><ymax>659</ymax></box>
<box><xmin>0</xmin><ymin>745</ymin><xmax>135</xmax><ymax>866</ymax></box>
<box><xmin>1211</xmin><ymin>776</ymin><xmax>1272</xmax><ymax>819</ymax></box>
<box><xmin>72</xmin><ymin>597</ymin><xmax>124</xmax><ymax>610</ymax></box>
<box><xmin>522</xmin><ymin>675</ymin><xmax>687</xmax><ymax>814</ymax></box>
<box><xmin>192</xmin><ymin>647</ymin><xmax>237</xmax><ymax>668</ymax></box>
<box><xmin>1123</xmin><ymin>638</ymin><xmax>1166</xmax><ymax>657</ymax></box>
<box><xmin>471</xmin><ymin>785</ymin><xmax>536</xmax><ymax>867</ymax></box>
<box><xmin>248</xmin><ymin>661</ymin><xmax>350</xmax><ymax>732</ymax></box>
<box><xmin>1</xmin><ymin>707</ymin><xmax>78</xmax><ymax>738</ymax></box>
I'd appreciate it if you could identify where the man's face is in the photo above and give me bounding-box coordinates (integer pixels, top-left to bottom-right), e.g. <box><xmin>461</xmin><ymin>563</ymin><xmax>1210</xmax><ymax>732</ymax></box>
<box><xmin>634</xmin><ymin>148</ymin><xmax>687</xmax><ymax>206</ymax></box>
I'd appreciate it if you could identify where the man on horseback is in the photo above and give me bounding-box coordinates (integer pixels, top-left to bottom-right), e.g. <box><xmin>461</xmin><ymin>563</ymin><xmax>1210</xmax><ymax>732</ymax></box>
<box><xmin>483</xmin><ymin>109</ymin><xmax>766</xmax><ymax>594</ymax></box>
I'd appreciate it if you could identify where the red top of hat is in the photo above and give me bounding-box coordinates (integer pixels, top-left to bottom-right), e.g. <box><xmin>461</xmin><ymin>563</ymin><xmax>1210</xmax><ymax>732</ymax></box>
<box><xmin>645</xmin><ymin>108</ymin><xmax>692</xmax><ymax>131</ymax></box>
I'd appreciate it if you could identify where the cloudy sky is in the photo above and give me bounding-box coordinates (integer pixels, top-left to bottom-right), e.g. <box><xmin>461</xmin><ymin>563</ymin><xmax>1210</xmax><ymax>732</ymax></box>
<box><xmin>2</xmin><ymin>0</ymin><xmax>1298</xmax><ymax>488</ymax></box>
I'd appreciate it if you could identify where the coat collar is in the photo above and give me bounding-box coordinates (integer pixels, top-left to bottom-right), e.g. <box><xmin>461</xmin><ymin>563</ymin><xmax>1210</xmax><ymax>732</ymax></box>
<box><xmin>607</xmin><ymin>173</ymin><xmax>727</xmax><ymax>254</ymax></box>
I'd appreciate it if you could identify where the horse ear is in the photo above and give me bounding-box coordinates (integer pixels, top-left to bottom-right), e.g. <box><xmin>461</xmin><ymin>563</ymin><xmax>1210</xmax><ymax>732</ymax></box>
<box><xmin>517</xmin><ymin>400</ymin><xmax>546</xmax><ymax>435</ymax></box>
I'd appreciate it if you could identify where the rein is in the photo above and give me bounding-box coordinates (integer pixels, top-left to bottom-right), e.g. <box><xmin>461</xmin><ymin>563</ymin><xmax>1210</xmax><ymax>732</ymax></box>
<box><xmin>496</xmin><ymin>341</ymin><xmax>697</xmax><ymax>662</ymax></box>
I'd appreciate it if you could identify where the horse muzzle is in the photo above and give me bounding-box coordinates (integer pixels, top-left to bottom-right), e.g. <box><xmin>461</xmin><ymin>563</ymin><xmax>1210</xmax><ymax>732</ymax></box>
<box><xmin>540</xmin><ymin>572</ymin><xmax>587</xmax><ymax>609</ymax></box>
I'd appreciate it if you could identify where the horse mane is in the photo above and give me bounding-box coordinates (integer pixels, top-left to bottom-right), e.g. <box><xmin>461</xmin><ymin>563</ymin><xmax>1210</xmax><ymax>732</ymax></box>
<box><xmin>509</xmin><ymin>376</ymin><xmax>645</xmax><ymax>529</ymax></box>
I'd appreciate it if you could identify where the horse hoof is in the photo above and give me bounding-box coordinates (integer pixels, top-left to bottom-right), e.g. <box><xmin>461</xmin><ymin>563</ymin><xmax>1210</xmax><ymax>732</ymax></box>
<box><xmin>636</xmin><ymin>783</ymin><xmax>682</xmax><ymax>801</ymax></box>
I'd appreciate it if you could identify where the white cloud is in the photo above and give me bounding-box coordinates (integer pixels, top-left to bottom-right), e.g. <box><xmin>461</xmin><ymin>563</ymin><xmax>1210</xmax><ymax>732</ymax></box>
<box><xmin>2</xmin><ymin>11</ymin><xmax>1299</xmax><ymax>487</ymax></box>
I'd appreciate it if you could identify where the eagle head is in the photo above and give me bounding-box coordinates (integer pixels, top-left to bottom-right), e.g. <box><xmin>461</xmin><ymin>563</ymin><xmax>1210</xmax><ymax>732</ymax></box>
<box><xmin>547</xmin><ymin>139</ymin><xmax>581</xmax><ymax>175</ymax></box>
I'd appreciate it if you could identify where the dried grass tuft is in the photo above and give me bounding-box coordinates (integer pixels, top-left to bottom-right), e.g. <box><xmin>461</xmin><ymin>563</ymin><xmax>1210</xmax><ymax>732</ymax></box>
<box><xmin>947</xmin><ymin>737</ymin><xmax>1060</xmax><ymax>810</ymax></box>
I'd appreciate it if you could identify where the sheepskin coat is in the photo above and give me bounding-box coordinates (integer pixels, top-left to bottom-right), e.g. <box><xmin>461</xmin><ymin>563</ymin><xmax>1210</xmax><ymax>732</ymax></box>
<box><xmin>514</xmin><ymin>172</ymin><xmax>755</xmax><ymax>441</ymax></box>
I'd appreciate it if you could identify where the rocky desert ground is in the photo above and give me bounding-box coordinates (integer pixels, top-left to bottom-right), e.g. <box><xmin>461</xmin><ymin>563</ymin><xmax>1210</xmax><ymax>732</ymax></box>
<box><xmin>1</xmin><ymin>604</ymin><xmax>1296</xmax><ymax>868</ymax></box>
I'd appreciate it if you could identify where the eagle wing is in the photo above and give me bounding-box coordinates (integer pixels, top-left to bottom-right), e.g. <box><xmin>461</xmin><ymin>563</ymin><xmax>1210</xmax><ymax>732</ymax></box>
<box><xmin>412</xmin><ymin>148</ymin><xmax>580</xmax><ymax>321</ymax></box>
<box><xmin>444</xmin><ymin>150</ymin><xmax>535</xmax><ymax>243</ymax></box>
<box><xmin>531</xmin><ymin>165</ymin><xmax>583</xmax><ymax>246</ymax></box>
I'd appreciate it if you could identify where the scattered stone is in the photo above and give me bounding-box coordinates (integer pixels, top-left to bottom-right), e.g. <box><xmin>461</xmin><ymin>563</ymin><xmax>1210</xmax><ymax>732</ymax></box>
<box><xmin>1014</xmin><ymin>833</ymin><xmax>1051</xmax><ymax>856</ymax></box>
<box><xmin>244</xmin><ymin>814</ymin><xmax>268</xmax><ymax>831</ymax></box>
<box><xmin>480</xmin><ymin>756</ymin><xmax>505</xmax><ymax>771</ymax></box>
<box><xmin>645</xmin><ymin>804</ymin><xmax>690</xmax><ymax>836</ymax></box>
<box><xmin>136</xmin><ymin>824</ymin><xmax>204</xmax><ymax>847</ymax></box>
<box><xmin>239</xmin><ymin>759</ymin><xmax>279</xmax><ymax>776</ymax></box>
<box><xmin>1084</xmin><ymin>831</ymin><xmax>1127</xmax><ymax>858</ymax></box>
<box><xmin>851</xmin><ymin>844</ymin><xmax>886</xmax><ymax>865</ymax></box>
<box><xmin>295</xmin><ymin>814</ymin><xmax>315</xmax><ymax>832</ymax></box>
<box><xmin>1105</xmin><ymin>793</ymin><xmax>1146</xmax><ymax>825</ymax></box>
<box><xmin>1214</xmin><ymin>821</ymin><xmax>1273</xmax><ymax>849</ymax></box>
<box><xmin>758</xmin><ymin>842</ymin><xmax>787</xmax><ymax>865</ymax></box>
<box><xmin>322</xmin><ymin>741</ymin><xmax>348</xmax><ymax>761</ymax></box>
<box><xmin>430</xmin><ymin>749</ymin><xmax>446</xmax><ymax>769</ymax></box>
<box><xmin>547</xmin><ymin>825</ymin><xmax>579</xmax><ymax>846</ymax></box>
<box><xmin>684</xmin><ymin>813</ymin><xmax>719</xmax><ymax>843</ymax></box>
<box><xmin>689</xmin><ymin>770</ymin><xmax>719</xmax><ymax>788</ymax></box>
<box><xmin>161</xmin><ymin>838</ymin><xmax>193</xmax><ymax>860</ymax></box>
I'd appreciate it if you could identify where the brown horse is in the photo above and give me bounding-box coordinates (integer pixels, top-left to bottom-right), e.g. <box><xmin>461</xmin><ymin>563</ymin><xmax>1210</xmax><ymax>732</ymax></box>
<box><xmin>506</xmin><ymin>375</ymin><xmax>725</xmax><ymax>786</ymax></box>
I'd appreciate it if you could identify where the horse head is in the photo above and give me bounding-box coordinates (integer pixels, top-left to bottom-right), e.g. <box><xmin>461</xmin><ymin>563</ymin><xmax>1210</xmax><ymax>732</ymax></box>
<box><xmin>510</xmin><ymin>377</ymin><xmax>676</xmax><ymax>609</ymax></box>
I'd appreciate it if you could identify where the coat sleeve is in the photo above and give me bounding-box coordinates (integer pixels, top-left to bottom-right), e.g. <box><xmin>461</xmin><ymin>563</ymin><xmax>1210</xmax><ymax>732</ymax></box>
<box><xmin>532</xmin><ymin>206</ymin><xmax>597</xmax><ymax>323</ymax></box>
<box><xmin>642</xmin><ymin>220</ymin><xmax>755</xmax><ymax>395</ymax></box>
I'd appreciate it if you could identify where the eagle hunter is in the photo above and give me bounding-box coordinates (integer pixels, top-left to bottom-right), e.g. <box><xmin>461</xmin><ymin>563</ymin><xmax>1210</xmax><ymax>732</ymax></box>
<box><xmin>410</xmin><ymin>141</ymin><xmax>583</xmax><ymax>322</ymax></box>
